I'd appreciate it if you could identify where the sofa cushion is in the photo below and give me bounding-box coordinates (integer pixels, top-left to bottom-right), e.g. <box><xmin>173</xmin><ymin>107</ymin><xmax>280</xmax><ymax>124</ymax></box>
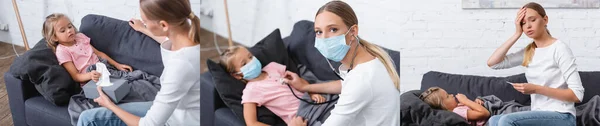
<box><xmin>249</xmin><ymin>29</ymin><xmax>299</xmax><ymax>74</ymax></box>
<box><xmin>401</xmin><ymin>90</ymin><xmax>469</xmax><ymax>126</ymax></box>
<box><xmin>9</xmin><ymin>40</ymin><xmax>80</xmax><ymax>106</ymax></box>
<box><xmin>79</xmin><ymin>14</ymin><xmax>163</xmax><ymax>76</ymax></box>
<box><xmin>214</xmin><ymin>108</ymin><xmax>245</xmax><ymax>126</ymax></box>
<box><xmin>24</xmin><ymin>96</ymin><xmax>71</xmax><ymax>126</ymax></box>
<box><xmin>421</xmin><ymin>71</ymin><xmax>530</xmax><ymax>105</ymax></box>
<box><xmin>577</xmin><ymin>71</ymin><xmax>600</xmax><ymax>105</ymax></box>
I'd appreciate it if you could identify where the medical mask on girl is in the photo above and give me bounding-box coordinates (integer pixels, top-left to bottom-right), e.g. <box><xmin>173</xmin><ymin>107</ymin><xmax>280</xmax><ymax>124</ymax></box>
<box><xmin>314</xmin><ymin>27</ymin><xmax>355</xmax><ymax>62</ymax></box>
<box><xmin>238</xmin><ymin>56</ymin><xmax>262</xmax><ymax>80</ymax></box>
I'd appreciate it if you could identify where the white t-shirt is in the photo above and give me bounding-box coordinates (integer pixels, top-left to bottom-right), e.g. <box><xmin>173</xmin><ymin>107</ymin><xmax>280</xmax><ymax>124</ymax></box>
<box><xmin>491</xmin><ymin>40</ymin><xmax>584</xmax><ymax>116</ymax></box>
<box><xmin>322</xmin><ymin>58</ymin><xmax>401</xmax><ymax>126</ymax></box>
<box><xmin>138</xmin><ymin>41</ymin><xmax>201</xmax><ymax>126</ymax></box>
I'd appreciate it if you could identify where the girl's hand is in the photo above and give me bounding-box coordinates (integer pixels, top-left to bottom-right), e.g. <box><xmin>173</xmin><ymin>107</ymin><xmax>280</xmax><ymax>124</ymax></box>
<box><xmin>129</xmin><ymin>19</ymin><xmax>145</xmax><ymax>32</ymax></box>
<box><xmin>116</xmin><ymin>64</ymin><xmax>133</xmax><ymax>72</ymax></box>
<box><xmin>310</xmin><ymin>93</ymin><xmax>326</xmax><ymax>103</ymax></box>
<box><xmin>515</xmin><ymin>8</ymin><xmax>527</xmax><ymax>35</ymax></box>
<box><xmin>475</xmin><ymin>98</ymin><xmax>484</xmax><ymax>105</ymax></box>
<box><xmin>289</xmin><ymin>116</ymin><xmax>307</xmax><ymax>126</ymax></box>
<box><xmin>94</xmin><ymin>86</ymin><xmax>116</xmax><ymax>108</ymax></box>
<box><xmin>456</xmin><ymin>93</ymin><xmax>469</xmax><ymax>101</ymax></box>
<box><xmin>89</xmin><ymin>70</ymin><xmax>101</xmax><ymax>82</ymax></box>
<box><xmin>512</xmin><ymin>83</ymin><xmax>540</xmax><ymax>94</ymax></box>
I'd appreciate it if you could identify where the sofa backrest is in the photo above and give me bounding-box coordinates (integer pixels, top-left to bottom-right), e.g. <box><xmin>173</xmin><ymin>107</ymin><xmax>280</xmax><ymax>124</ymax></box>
<box><xmin>79</xmin><ymin>14</ymin><xmax>164</xmax><ymax>76</ymax></box>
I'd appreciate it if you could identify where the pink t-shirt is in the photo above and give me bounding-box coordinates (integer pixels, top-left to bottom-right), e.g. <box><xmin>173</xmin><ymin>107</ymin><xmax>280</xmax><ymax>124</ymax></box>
<box><xmin>453</xmin><ymin>104</ymin><xmax>487</xmax><ymax>126</ymax></box>
<box><xmin>241</xmin><ymin>62</ymin><xmax>304</xmax><ymax>124</ymax></box>
<box><xmin>55</xmin><ymin>33</ymin><xmax>99</xmax><ymax>74</ymax></box>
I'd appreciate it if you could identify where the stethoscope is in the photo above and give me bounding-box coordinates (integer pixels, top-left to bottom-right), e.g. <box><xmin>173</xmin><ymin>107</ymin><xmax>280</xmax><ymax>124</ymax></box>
<box><xmin>284</xmin><ymin>35</ymin><xmax>361</xmax><ymax>105</ymax></box>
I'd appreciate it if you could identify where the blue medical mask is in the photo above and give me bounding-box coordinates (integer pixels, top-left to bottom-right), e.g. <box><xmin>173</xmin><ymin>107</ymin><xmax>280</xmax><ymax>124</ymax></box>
<box><xmin>314</xmin><ymin>27</ymin><xmax>354</xmax><ymax>62</ymax></box>
<box><xmin>238</xmin><ymin>56</ymin><xmax>262</xmax><ymax>80</ymax></box>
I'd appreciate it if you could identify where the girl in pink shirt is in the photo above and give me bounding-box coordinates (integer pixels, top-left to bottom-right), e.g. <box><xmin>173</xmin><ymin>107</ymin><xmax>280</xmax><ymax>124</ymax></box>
<box><xmin>42</xmin><ymin>13</ymin><xmax>133</xmax><ymax>87</ymax></box>
<box><xmin>219</xmin><ymin>46</ymin><xmax>326</xmax><ymax>126</ymax></box>
<box><xmin>420</xmin><ymin>87</ymin><xmax>490</xmax><ymax>126</ymax></box>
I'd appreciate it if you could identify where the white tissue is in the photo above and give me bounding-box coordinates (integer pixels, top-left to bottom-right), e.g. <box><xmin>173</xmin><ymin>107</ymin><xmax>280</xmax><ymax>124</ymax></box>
<box><xmin>95</xmin><ymin>62</ymin><xmax>113</xmax><ymax>87</ymax></box>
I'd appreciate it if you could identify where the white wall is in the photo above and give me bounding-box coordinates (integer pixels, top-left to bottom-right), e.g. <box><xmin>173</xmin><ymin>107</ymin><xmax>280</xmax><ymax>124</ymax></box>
<box><xmin>0</xmin><ymin>0</ymin><xmax>201</xmax><ymax>47</ymax></box>
<box><xmin>200</xmin><ymin>0</ymin><xmax>600</xmax><ymax>93</ymax></box>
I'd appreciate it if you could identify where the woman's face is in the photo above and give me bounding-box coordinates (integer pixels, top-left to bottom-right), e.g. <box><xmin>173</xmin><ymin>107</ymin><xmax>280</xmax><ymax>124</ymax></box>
<box><xmin>314</xmin><ymin>11</ymin><xmax>357</xmax><ymax>45</ymax></box>
<box><xmin>522</xmin><ymin>8</ymin><xmax>548</xmax><ymax>39</ymax></box>
<box><xmin>229</xmin><ymin>48</ymin><xmax>254</xmax><ymax>80</ymax></box>
<box><xmin>438</xmin><ymin>89</ymin><xmax>458</xmax><ymax>110</ymax></box>
<box><xmin>140</xmin><ymin>9</ymin><xmax>168</xmax><ymax>36</ymax></box>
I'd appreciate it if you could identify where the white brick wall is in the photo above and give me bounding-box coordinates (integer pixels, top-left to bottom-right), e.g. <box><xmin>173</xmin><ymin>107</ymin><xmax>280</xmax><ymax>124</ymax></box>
<box><xmin>0</xmin><ymin>0</ymin><xmax>201</xmax><ymax>47</ymax></box>
<box><xmin>201</xmin><ymin>0</ymin><xmax>600</xmax><ymax>93</ymax></box>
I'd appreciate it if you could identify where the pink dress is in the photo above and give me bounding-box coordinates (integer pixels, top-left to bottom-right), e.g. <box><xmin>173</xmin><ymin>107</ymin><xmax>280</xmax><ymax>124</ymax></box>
<box><xmin>241</xmin><ymin>62</ymin><xmax>304</xmax><ymax>124</ymax></box>
<box><xmin>55</xmin><ymin>33</ymin><xmax>99</xmax><ymax>74</ymax></box>
<box><xmin>453</xmin><ymin>104</ymin><xmax>487</xmax><ymax>126</ymax></box>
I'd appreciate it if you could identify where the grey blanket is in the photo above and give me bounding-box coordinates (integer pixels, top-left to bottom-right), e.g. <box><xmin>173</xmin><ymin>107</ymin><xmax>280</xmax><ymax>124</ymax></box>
<box><xmin>575</xmin><ymin>95</ymin><xmax>600</xmax><ymax>126</ymax></box>
<box><xmin>295</xmin><ymin>65</ymin><xmax>338</xmax><ymax>126</ymax></box>
<box><xmin>479</xmin><ymin>95</ymin><xmax>530</xmax><ymax>116</ymax></box>
<box><xmin>67</xmin><ymin>59</ymin><xmax>161</xmax><ymax>125</ymax></box>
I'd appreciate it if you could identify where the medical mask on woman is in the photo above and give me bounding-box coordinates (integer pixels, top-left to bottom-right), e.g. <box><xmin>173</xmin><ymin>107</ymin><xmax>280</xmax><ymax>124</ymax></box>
<box><xmin>314</xmin><ymin>27</ymin><xmax>354</xmax><ymax>62</ymax></box>
<box><xmin>238</xmin><ymin>56</ymin><xmax>262</xmax><ymax>80</ymax></box>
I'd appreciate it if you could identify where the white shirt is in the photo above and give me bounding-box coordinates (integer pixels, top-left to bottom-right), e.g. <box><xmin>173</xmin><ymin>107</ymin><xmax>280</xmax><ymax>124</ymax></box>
<box><xmin>139</xmin><ymin>41</ymin><xmax>201</xmax><ymax>126</ymax></box>
<box><xmin>322</xmin><ymin>58</ymin><xmax>401</xmax><ymax>126</ymax></box>
<box><xmin>491</xmin><ymin>40</ymin><xmax>584</xmax><ymax>116</ymax></box>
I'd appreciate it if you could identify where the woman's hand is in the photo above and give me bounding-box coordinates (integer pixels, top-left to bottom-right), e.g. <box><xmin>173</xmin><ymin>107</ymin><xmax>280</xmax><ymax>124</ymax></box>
<box><xmin>89</xmin><ymin>70</ymin><xmax>101</xmax><ymax>82</ymax></box>
<box><xmin>94</xmin><ymin>86</ymin><xmax>117</xmax><ymax>108</ymax></box>
<box><xmin>514</xmin><ymin>8</ymin><xmax>527</xmax><ymax>35</ymax></box>
<box><xmin>129</xmin><ymin>19</ymin><xmax>145</xmax><ymax>32</ymax></box>
<box><xmin>512</xmin><ymin>83</ymin><xmax>541</xmax><ymax>94</ymax></box>
<box><xmin>115</xmin><ymin>64</ymin><xmax>133</xmax><ymax>72</ymax></box>
<box><xmin>289</xmin><ymin>116</ymin><xmax>307</xmax><ymax>126</ymax></box>
<box><xmin>283</xmin><ymin>71</ymin><xmax>310</xmax><ymax>92</ymax></box>
<box><xmin>310</xmin><ymin>93</ymin><xmax>326</xmax><ymax>103</ymax></box>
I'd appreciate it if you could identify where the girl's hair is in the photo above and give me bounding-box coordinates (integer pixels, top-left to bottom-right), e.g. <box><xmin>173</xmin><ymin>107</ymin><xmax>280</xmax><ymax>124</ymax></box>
<box><xmin>139</xmin><ymin>0</ymin><xmax>200</xmax><ymax>44</ymax></box>
<box><xmin>419</xmin><ymin>87</ymin><xmax>446</xmax><ymax>110</ymax></box>
<box><xmin>218</xmin><ymin>46</ymin><xmax>248</xmax><ymax>83</ymax></box>
<box><xmin>522</xmin><ymin>2</ymin><xmax>550</xmax><ymax>67</ymax></box>
<box><xmin>43</xmin><ymin>13</ymin><xmax>77</xmax><ymax>52</ymax></box>
<box><xmin>316</xmin><ymin>1</ymin><xmax>400</xmax><ymax>91</ymax></box>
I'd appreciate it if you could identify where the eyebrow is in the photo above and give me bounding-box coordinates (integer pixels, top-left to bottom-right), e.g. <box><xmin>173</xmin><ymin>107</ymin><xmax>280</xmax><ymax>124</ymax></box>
<box><xmin>526</xmin><ymin>16</ymin><xmax>536</xmax><ymax>20</ymax></box>
<box><xmin>315</xmin><ymin>23</ymin><xmax>338</xmax><ymax>30</ymax></box>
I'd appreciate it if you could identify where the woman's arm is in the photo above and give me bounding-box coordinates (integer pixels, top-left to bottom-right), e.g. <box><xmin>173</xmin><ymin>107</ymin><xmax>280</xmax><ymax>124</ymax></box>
<box><xmin>243</xmin><ymin>103</ymin><xmax>269</xmax><ymax>126</ymax></box>
<box><xmin>487</xmin><ymin>8</ymin><xmax>527</xmax><ymax>68</ymax></box>
<box><xmin>129</xmin><ymin>19</ymin><xmax>167</xmax><ymax>44</ymax></box>
<box><xmin>534</xmin><ymin>86</ymin><xmax>581</xmax><ymax>103</ymax></box>
<box><xmin>456</xmin><ymin>94</ymin><xmax>490</xmax><ymax>120</ymax></box>
<box><xmin>283</xmin><ymin>71</ymin><xmax>341</xmax><ymax>94</ymax></box>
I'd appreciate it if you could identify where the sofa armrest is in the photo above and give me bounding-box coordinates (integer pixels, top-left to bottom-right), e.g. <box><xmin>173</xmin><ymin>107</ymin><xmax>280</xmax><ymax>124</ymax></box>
<box><xmin>5</xmin><ymin>73</ymin><xmax>39</xmax><ymax>126</ymax></box>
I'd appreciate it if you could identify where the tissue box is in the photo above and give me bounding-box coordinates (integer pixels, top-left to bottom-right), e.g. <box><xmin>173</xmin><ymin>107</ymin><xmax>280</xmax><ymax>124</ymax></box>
<box><xmin>83</xmin><ymin>78</ymin><xmax>130</xmax><ymax>103</ymax></box>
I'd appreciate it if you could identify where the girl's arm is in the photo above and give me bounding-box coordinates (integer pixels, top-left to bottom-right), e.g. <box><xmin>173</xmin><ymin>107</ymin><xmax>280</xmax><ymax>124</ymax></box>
<box><xmin>243</xmin><ymin>103</ymin><xmax>269</xmax><ymax>126</ymax></box>
<box><xmin>92</xmin><ymin>47</ymin><xmax>132</xmax><ymax>71</ymax></box>
<box><xmin>62</xmin><ymin>62</ymin><xmax>96</xmax><ymax>82</ymax></box>
<box><xmin>129</xmin><ymin>19</ymin><xmax>167</xmax><ymax>44</ymax></box>
<box><xmin>456</xmin><ymin>94</ymin><xmax>490</xmax><ymax>120</ymax></box>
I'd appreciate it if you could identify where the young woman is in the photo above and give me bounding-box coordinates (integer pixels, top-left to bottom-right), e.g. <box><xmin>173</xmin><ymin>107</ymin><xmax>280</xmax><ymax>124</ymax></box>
<box><xmin>284</xmin><ymin>1</ymin><xmax>400</xmax><ymax>126</ymax></box>
<box><xmin>486</xmin><ymin>2</ymin><xmax>584</xmax><ymax>126</ymax></box>
<box><xmin>77</xmin><ymin>0</ymin><xmax>201</xmax><ymax>125</ymax></box>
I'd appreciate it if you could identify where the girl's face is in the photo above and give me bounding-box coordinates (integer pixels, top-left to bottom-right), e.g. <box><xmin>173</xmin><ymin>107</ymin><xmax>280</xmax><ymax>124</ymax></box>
<box><xmin>229</xmin><ymin>48</ymin><xmax>254</xmax><ymax>80</ymax></box>
<box><xmin>140</xmin><ymin>9</ymin><xmax>168</xmax><ymax>36</ymax></box>
<box><xmin>53</xmin><ymin>17</ymin><xmax>76</xmax><ymax>44</ymax></box>
<box><xmin>314</xmin><ymin>11</ymin><xmax>357</xmax><ymax>46</ymax></box>
<box><xmin>522</xmin><ymin>8</ymin><xmax>548</xmax><ymax>39</ymax></box>
<box><xmin>438</xmin><ymin>89</ymin><xmax>458</xmax><ymax>110</ymax></box>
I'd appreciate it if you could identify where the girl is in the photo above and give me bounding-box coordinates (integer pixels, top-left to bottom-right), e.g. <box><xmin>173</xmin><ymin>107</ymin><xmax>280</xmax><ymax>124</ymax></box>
<box><xmin>420</xmin><ymin>87</ymin><xmax>489</xmax><ymax>126</ymax></box>
<box><xmin>219</xmin><ymin>46</ymin><xmax>326</xmax><ymax>126</ymax></box>
<box><xmin>77</xmin><ymin>0</ymin><xmax>201</xmax><ymax>125</ymax></box>
<box><xmin>486</xmin><ymin>2</ymin><xmax>584</xmax><ymax>126</ymax></box>
<box><xmin>284</xmin><ymin>1</ymin><xmax>401</xmax><ymax>126</ymax></box>
<box><xmin>43</xmin><ymin>13</ymin><xmax>133</xmax><ymax>86</ymax></box>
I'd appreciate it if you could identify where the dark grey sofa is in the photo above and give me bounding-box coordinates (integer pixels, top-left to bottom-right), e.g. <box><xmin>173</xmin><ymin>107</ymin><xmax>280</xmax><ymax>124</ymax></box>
<box><xmin>200</xmin><ymin>20</ymin><xmax>401</xmax><ymax>126</ymax></box>
<box><xmin>5</xmin><ymin>14</ymin><xmax>163</xmax><ymax>126</ymax></box>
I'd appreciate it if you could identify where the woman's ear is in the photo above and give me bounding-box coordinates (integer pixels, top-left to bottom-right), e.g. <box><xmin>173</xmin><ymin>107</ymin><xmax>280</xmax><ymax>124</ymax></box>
<box><xmin>544</xmin><ymin>15</ymin><xmax>549</xmax><ymax>25</ymax></box>
<box><xmin>350</xmin><ymin>25</ymin><xmax>359</xmax><ymax>37</ymax></box>
<box><xmin>159</xmin><ymin>20</ymin><xmax>169</xmax><ymax>33</ymax></box>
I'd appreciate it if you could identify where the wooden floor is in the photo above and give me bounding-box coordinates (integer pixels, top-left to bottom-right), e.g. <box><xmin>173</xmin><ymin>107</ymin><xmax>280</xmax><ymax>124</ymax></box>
<box><xmin>200</xmin><ymin>28</ymin><xmax>241</xmax><ymax>73</ymax></box>
<box><xmin>0</xmin><ymin>42</ymin><xmax>26</xmax><ymax>126</ymax></box>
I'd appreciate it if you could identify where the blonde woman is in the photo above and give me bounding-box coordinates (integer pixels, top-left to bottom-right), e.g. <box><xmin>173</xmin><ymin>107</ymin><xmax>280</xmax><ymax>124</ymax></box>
<box><xmin>283</xmin><ymin>1</ymin><xmax>400</xmax><ymax>126</ymax></box>
<box><xmin>486</xmin><ymin>2</ymin><xmax>584</xmax><ymax>126</ymax></box>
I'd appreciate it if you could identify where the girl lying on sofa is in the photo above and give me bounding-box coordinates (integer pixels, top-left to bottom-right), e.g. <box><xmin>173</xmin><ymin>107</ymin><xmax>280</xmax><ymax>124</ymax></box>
<box><xmin>420</xmin><ymin>87</ymin><xmax>490</xmax><ymax>126</ymax></box>
<box><xmin>42</xmin><ymin>13</ymin><xmax>133</xmax><ymax>87</ymax></box>
<box><xmin>219</xmin><ymin>46</ymin><xmax>327</xmax><ymax>126</ymax></box>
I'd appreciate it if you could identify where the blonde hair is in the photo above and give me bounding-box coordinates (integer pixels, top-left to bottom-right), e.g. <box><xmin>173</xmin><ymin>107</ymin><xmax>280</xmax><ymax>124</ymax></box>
<box><xmin>419</xmin><ymin>87</ymin><xmax>446</xmax><ymax>110</ymax></box>
<box><xmin>140</xmin><ymin>0</ymin><xmax>200</xmax><ymax>44</ymax></box>
<box><xmin>521</xmin><ymin>2</ymin><xmax>550</xmax><ymax>67</ymax></box>
<box><xmin>42</xmin><ymin>13</ymin><xmax>77</xmax><ymax>52</ymax></box>
<box><xmin>316</xmin><ymin>1</ymin><xmax>400</xmax><ymax>91</ymax></box>
<box><xmin>218</xmin><ymin>46</ymin><xmax>243</xmax><ymax>74</ymax></box>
